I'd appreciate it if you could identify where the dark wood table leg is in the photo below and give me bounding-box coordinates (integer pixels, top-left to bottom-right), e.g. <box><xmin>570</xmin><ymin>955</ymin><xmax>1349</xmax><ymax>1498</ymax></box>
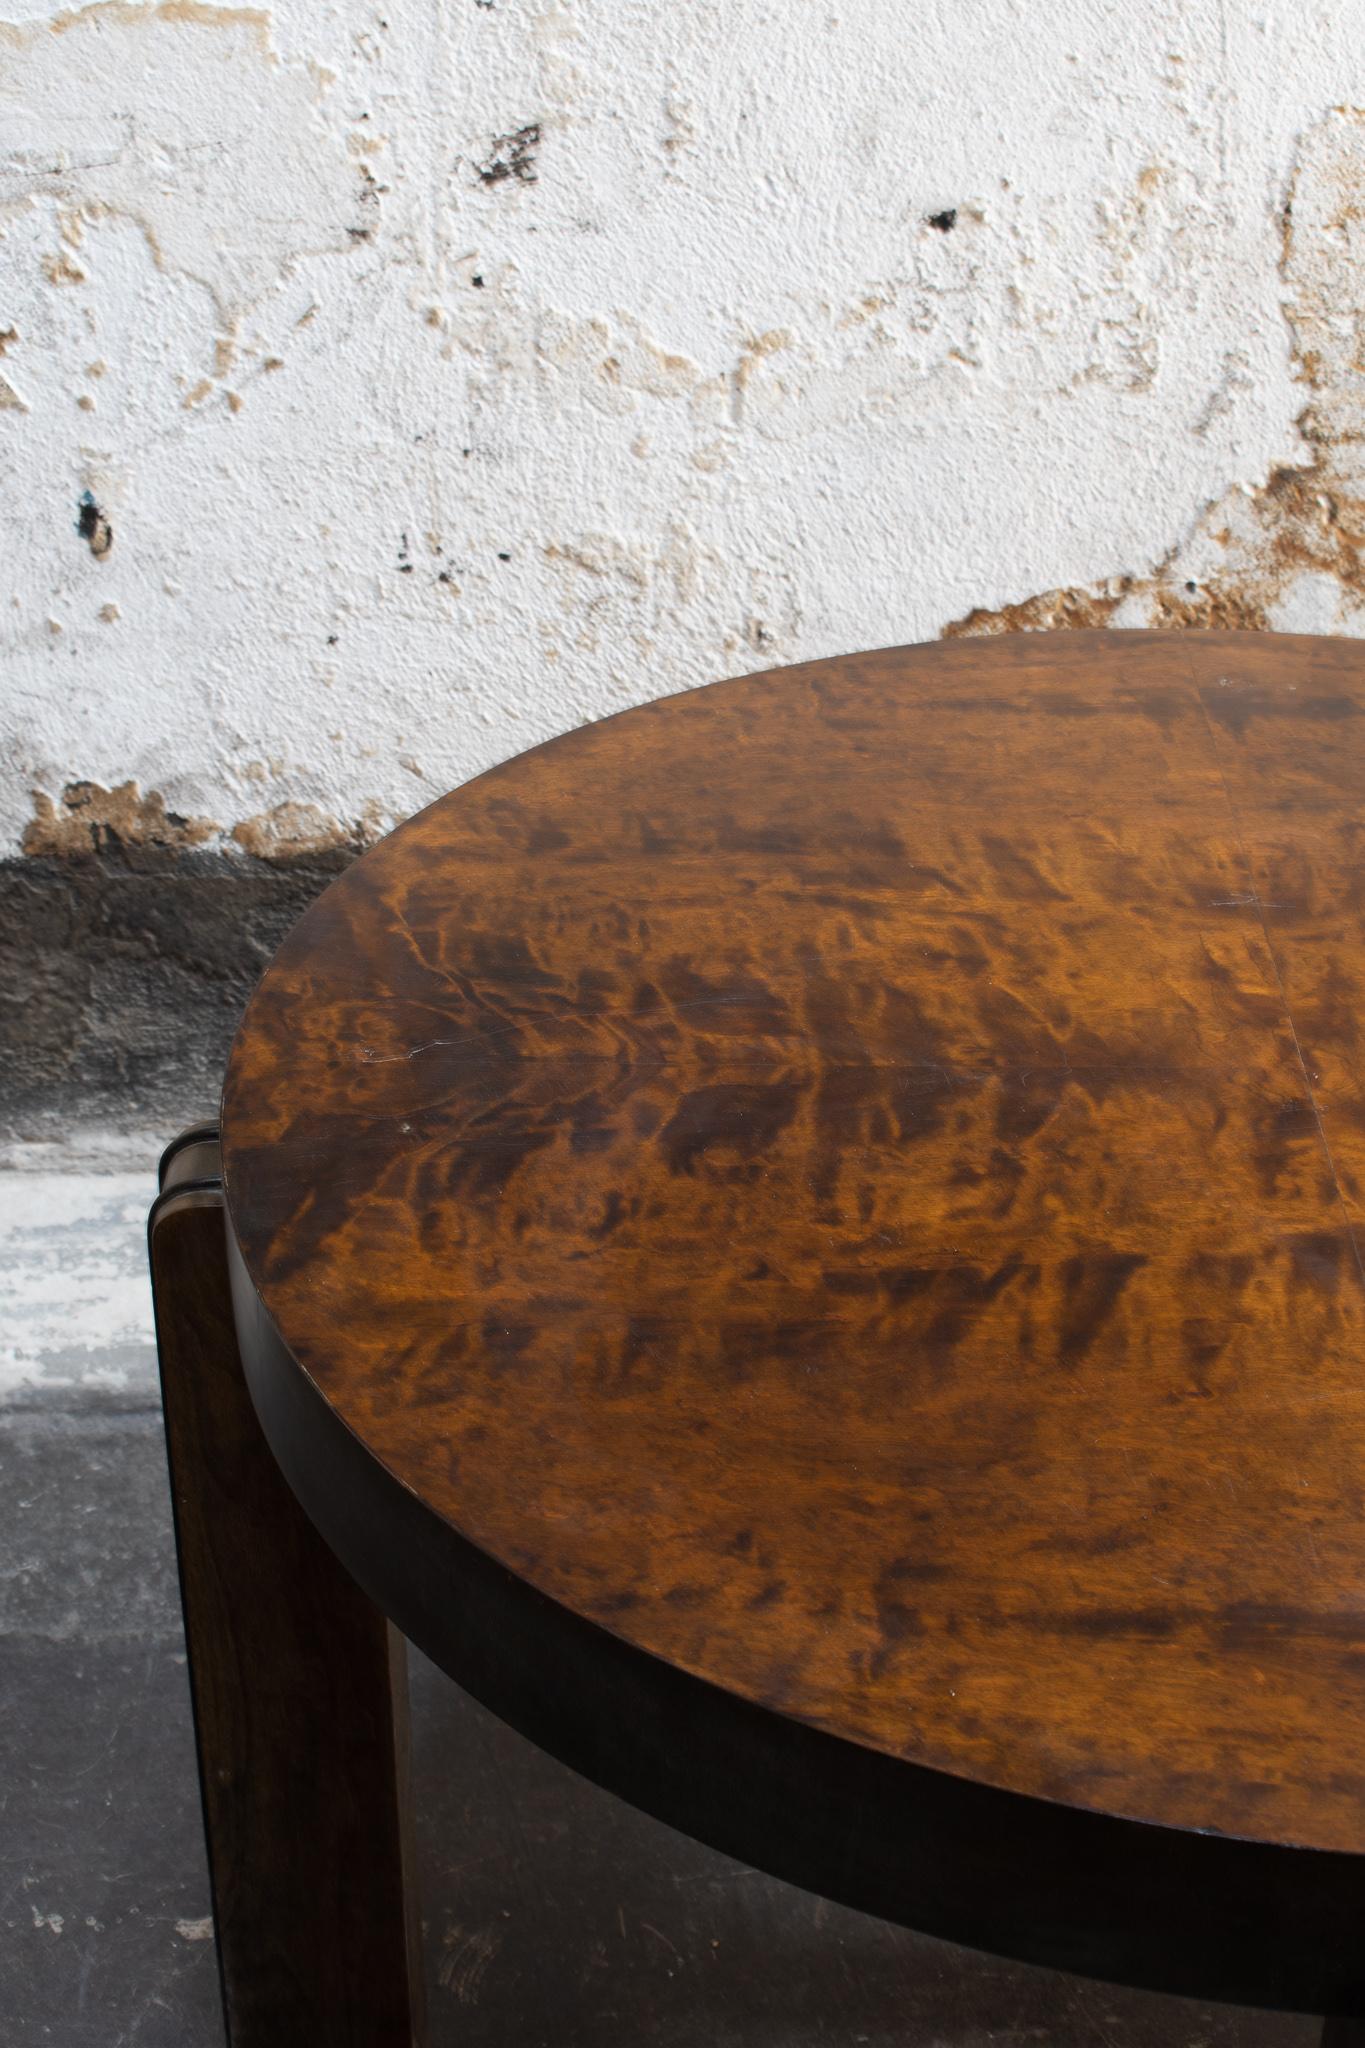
<box><xmin>149</xmin><ymin>1127</ymin><xmax>424</xmax><ymax>2046</ymax></box>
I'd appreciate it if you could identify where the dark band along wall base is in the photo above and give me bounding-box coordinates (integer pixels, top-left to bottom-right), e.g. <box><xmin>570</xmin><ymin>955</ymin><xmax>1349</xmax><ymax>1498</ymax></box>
<box><xmin>0</xmin><ymin>848</ymin><xmax>348</xmax><ymax>1139</ymax></box>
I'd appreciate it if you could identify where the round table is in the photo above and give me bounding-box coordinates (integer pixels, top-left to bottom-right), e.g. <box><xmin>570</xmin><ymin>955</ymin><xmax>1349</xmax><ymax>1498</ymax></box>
<box><xmin>156</xmin><ymin>630</ymin><xmax>1365</xmax><ymax>2042</ymax></box>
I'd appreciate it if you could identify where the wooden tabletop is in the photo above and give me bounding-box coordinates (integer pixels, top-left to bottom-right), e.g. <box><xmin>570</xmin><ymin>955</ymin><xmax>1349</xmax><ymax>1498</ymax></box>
<box><xmin>222</xmin><ymin>630</ymin><xmax>1365</xmax><ymax>1998</ymax></box>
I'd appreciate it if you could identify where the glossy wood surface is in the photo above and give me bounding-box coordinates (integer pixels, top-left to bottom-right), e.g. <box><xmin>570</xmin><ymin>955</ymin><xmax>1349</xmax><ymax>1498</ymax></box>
<box><xmin>222</xmin><ymin>630</ymin><xmax>1365</xmax><ymax>1873</ymax></box>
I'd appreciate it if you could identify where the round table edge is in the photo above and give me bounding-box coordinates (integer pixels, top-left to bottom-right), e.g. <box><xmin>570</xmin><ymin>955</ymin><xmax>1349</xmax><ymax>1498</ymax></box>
<box><xmin>221</xmin><ymin>1183</ymin><xmax>1365</xmax><ymax>2019</ymax></box>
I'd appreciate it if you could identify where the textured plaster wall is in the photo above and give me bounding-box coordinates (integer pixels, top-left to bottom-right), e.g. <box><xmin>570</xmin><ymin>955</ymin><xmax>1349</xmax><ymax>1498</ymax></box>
<box><xmin>4</xmin><ymin>0</ymin><xmax>1365</xmax><ymax>858</ymax></box>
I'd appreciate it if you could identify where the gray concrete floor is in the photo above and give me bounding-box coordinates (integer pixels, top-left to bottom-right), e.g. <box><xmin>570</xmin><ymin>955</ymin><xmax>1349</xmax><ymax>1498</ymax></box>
<box><xmin>0</xmin><ymin>1140</ymin><xmax>1322</xmax><ymax>2046</ymax></box>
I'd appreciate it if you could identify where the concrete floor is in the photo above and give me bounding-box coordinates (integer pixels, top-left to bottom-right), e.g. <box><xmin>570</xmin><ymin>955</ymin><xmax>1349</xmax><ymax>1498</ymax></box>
<box><xmin>0</xmin><ymin>1140</ymin><xmax>1322</xmax><ymax>2046</ymax></box>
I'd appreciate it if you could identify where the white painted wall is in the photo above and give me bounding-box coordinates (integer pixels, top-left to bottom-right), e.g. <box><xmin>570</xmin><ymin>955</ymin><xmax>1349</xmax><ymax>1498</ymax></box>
<box><xmin>4</xmin><ymin>0</ymin><xmax>1365</xmax><ymax>857</ymax></box>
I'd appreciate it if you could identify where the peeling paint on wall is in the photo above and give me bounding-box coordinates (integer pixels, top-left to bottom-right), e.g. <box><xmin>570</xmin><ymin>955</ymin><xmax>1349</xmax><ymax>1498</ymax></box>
<box><xmin>0</xmin><ymin>1</ymin><xmax>357</xmax><ymax>337</ymax></box>
<box><xmin>229</xmin><ymin>798</ymin><xmax>382</xmax><ymax>859</ymax></box>
<box><xmin>6</xmin><ymin>1</ymin><xmax>1365</xmax><ymax>859</ymax></box>
<box><xmin>948</xmin><ymin>108</ymin><xmax>1365</xmax><ymax>640</ymax></box>
<box><xmin>18</xmin><ymin>780</ymin><xmax>388</xmax><ymax>861</ymax></box>
<box><xmin>21</xmin><ymin>781</ymin><xmax>216</xmax><ymax>855</ymax></box>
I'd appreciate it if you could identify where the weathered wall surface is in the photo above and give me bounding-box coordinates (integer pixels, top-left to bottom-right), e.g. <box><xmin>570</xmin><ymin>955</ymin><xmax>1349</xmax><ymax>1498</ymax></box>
<box><xmin>5</xmin><ymin>0</ymin><xmax>1365</xmax><ymax>1128</ymax></box>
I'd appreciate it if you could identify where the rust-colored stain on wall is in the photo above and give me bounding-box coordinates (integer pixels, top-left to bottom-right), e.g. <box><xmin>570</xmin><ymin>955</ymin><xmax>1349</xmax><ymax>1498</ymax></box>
<box><xmin>23</xmin><ymin>781</ymin><xmax>217</xmax><ymax>856</ymax></box>
<box><xmin>21</xmin><ymin>783</ymin><xmax>383</xmax><ymax>861</ymax></box>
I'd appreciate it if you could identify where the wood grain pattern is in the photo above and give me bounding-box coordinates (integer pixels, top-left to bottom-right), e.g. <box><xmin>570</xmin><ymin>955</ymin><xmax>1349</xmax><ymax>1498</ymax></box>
<box><xmin>221</xmin><ymin>629</ymin><xmax>1365</xmax><ymax>1868</ymax></box>
<box><xmin>150</xmin><ymin>1132</ymin><xmax>423</xmax><ymax>2046</ymax></box>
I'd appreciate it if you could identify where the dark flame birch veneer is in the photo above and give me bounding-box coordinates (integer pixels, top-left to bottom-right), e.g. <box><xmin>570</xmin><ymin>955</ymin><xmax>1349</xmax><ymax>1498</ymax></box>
<box><xmin>153</xmin><ymin>631</ymin><xmax>1365</xmax><ymax>2044</ymax></box>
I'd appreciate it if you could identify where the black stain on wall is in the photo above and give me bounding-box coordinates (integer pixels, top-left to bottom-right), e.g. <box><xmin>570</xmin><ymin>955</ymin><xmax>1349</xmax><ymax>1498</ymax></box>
<box><xmin>77</xmin><ymin>491</ymin><xmax>112</xmax><ymax>559</ymax></box>
<box><xmin>476</xmin><ymin>124</ymin><xmax>541</xmax><ymax>186</ymax></box>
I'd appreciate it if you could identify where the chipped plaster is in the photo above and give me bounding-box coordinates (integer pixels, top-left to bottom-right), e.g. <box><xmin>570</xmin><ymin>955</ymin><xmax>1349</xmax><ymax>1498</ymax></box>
<box><xmin>950</xmin><ymin>107</ymin><xmax>1365</xmax><ymax>639</ymax></box>
<box><xmin>21</xmin><ymin>777</ymin><xmax>215</xmax><ymax>853</ymax></box>
<box><xmin>4</xmin><ymin>1</ymin><xmax>1365</xmax><ymax>854</ymax></box>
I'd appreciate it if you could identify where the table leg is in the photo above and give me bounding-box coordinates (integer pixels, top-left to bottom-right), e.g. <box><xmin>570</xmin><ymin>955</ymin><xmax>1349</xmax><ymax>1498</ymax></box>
<box><xmin>149</xmin><ymin>1128</ymin><xmax>424</xmax><ymax>2046</ymax></box>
